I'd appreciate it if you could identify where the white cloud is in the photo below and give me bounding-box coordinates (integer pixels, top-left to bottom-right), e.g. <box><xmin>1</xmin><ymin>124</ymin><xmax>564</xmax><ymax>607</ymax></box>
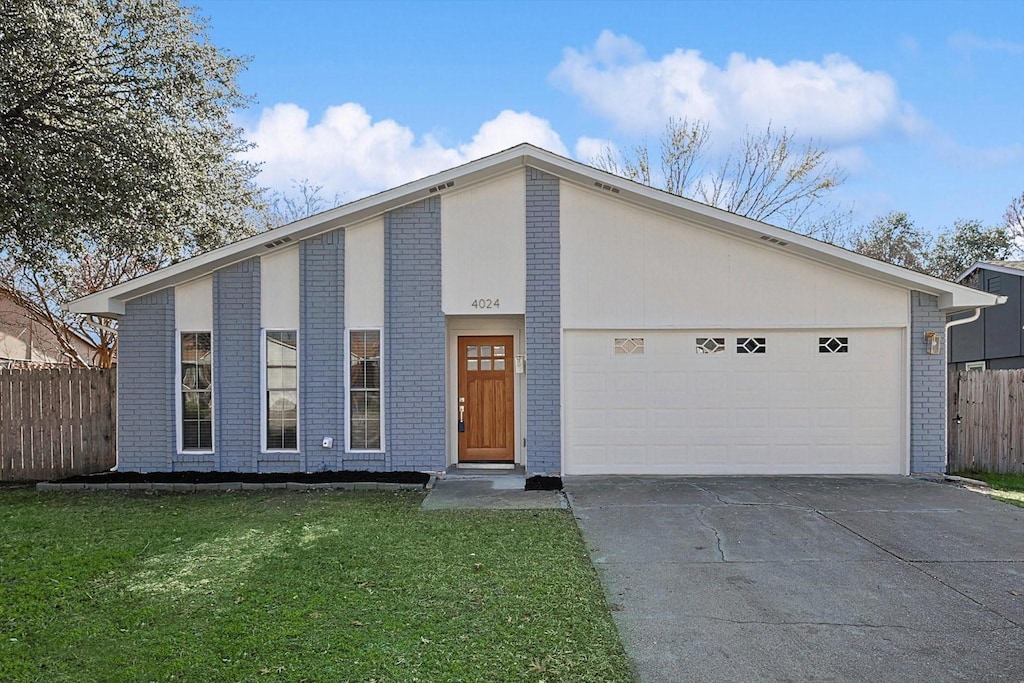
<box><xmin>551</xmin><ymin>30</ymin><xmax>920</xmax><ymax>142</ymax></box>
<box><xmin>948</xmin><ymin>30</ymin><xmax>1024</xmax><ymax>55</ymax></box>
<box><xmin>574</xmin><ymin>136</ymin><xmax>617</xmax><ymax>165</ymax></box>
<box><xmin>244</xmin><ymin>104</ymin><xmax>567</xmax><ymax>201</ymax></box>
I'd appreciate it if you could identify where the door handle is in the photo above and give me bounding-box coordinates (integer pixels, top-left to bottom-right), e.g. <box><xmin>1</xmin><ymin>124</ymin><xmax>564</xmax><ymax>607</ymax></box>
<box><xmin>458</xmin><ymin>404</ymin><xmax>466</xmax><ymax>432</ymax></box>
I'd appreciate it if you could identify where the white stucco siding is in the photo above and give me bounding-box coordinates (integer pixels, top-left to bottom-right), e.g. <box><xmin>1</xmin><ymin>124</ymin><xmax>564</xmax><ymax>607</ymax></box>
<box><xmin>560</xmin><ymin>182</ymin><xmax>908</xmax><ymax>330</ymax></box>
<box><xmin>345</xmin><ymin>217</ymin><xmax>384</xmax><ymax>327</ymax></box>
<box><xmin>175</xmin><ymin>276</ymin><xmax>213</xmax><ymax>330</ymax></box>
<box><xmin>441</xmin><ymin>172</ymin><xmax>526</xmax><ymax>315</ymax></box>
<box><xmin>564</xmin><ymin>328</ymin><xmax>905</xmax><ymax>475</ymax></box>
<box><xmin>261</xmin><ymin>246</ymin><xmax>300</xmax><ymax>329</ymax></box>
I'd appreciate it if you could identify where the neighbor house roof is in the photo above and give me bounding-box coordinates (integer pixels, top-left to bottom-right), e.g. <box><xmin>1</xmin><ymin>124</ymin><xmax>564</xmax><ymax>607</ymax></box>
<box><xmin>69</xmin><ymin>143</ymin><xmax>1002</xmax><ymax>317</ymax></box>
<box><xmin>957</xmin><ymin>260</ymin><xmax>1024</xmax><ymax>282</ymax></box>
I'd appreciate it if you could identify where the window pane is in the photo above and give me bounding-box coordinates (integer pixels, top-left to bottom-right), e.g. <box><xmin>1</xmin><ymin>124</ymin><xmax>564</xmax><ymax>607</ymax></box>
<box><xmin>183</xmin><ymin>393</ymin><xmax>200</xmax><ymax>420</ymax></box>
<box><xmin>481</xmin><ymin>359</ymin><xmax>492</xmax><ymax>371</ymax></box>
<box><xmin>268</xmin><ymin>367</ymin><xmax>297</xmax><ymax>390</ymax></box>
<box><xmin>494</xmin><ymin>359</ymin><xmax>505</xmax><ymax>370</ymax></box>
<box><xmin>268</xmin><ymin>391</ymin><xmax>297</xmax><ymax>421</ymax></box>
<box><xmin>494</xmin><ymin>345</ymin><xmax>505</xmax><ymax>357</ymax></box>
<box><xmin>198</xmin><ymin>421</ymin><xmax>213</xmax><ymax>449</ymax></box>
<box><xmin>183</xmin><ymin>421</ymin><xmax>199</xmax><ymax>449</ymax></box>
<box><xmin>349</xmin><ymin>330</ymin><xmax>382</xmax><ymax>450</ymax></box>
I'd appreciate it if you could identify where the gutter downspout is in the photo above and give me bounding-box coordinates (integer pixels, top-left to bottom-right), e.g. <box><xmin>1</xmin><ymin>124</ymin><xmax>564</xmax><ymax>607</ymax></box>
<box><xmin>942</xmin><ymin>296</ymin><xmax>1007</xmax><ymax>474</ymax></box>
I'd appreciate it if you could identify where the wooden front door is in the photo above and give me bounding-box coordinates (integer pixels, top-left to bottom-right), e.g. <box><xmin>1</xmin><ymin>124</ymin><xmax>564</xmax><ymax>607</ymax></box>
<box><xmin>458</xmin><ymin>335</ymin><xmax>515</xmax><ymax>463</ymax></box>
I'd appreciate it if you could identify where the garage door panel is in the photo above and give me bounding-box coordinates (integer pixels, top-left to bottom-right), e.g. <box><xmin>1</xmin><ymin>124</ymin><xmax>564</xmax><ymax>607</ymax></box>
<box><xmin>565</xmin><ymin>329</ymin><xmax>904</xmax><ymax>475</ymax></box>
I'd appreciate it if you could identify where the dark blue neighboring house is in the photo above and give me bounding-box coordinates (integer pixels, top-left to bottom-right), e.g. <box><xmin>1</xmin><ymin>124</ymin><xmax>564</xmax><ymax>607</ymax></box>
<box><xmin>949</xmin><ymin>261</ymin><xmax>1024</xmax><ymax>371</ymax></box>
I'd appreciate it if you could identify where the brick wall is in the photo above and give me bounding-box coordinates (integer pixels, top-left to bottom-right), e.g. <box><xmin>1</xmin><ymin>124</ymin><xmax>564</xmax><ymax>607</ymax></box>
<box><xmin>213</xmin><ymin>258</ymin><xmax>261</xmax><ymax>472</ymax></box>
<box><xmin>117</xmin><ymin>289</ymin><xmax>175</xmax><ymax>472</ymax></box>
<box><xmin>300</xmin><ymin>230</ymin><xmax>345</xmax><ymax>472</ymax></box>
<box><xmin>384</xmin><ymin>197</ymin><xmax>446</xmax><ymax>471</ymax></box>
<box><xmin>910</xmin><ymin>291</ymin><xmax>947</xmax><ymax>473</ymax></box>
<box><xmin>525</xmin><ymin>168</ymin><xmax>562</xmax><ymax>474</ymax></box>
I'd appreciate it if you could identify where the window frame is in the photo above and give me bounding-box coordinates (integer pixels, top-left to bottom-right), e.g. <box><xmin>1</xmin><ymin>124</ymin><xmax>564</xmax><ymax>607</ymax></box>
<box><xmin>261</xmin><ymin>328</ymin><xmax>300</xmax><ymax>453</ymax></box>
<box><xmin>345</xmin><ymin>327</ymin><xmax>385</xmax><ymax>453</ymax></box>
<box><xmin>176</xmin><ymin>330</ymin><xmax>215</xmax><ymax>454</ymax></box>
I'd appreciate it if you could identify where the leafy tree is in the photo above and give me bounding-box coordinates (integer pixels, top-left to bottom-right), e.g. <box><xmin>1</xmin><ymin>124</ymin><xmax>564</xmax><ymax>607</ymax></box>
<box><xmin>0</xmin><ymin>0</ymin><xmax>266</xmax><ymax>366</ymax></box>
<box><xmin>847</xmin><ymin>211</ymin><xmax>932</xmax><ymax>273</ymax></box>
<box><xmin>594</xmin><ymin>118</ymin><xmax>849</xmax><ymax>240</ymax></box>
<box><xmin>927</xmin><ymin>219</ymin><xmax>1013</xmax><ymax>281</ymax></box>
<box><xmin>0</xmin><ymin>0</ymin><xmax>262</xmax><ymax>269</ymax></box>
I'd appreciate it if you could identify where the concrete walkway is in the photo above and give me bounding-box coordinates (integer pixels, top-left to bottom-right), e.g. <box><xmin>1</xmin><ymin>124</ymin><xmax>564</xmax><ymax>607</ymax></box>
<box><xmin>421</xmin><ymin>470</ymin><xmax>564</xmax><ymax>510</ymax></box>
<box><xmin>566</xmin><ymin>475</ymin><xmax>1024</xmax><ymax>683</ymax></box>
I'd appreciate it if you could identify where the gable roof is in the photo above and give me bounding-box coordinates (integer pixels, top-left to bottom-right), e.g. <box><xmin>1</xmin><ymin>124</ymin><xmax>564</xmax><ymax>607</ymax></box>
<box><xmin>69</xmin><ymin>143</ymin><xmax>1001</xmax><ymax>317</ymax></box>
<box><xmin>957</xmin><ymin>260</ymin><xmax>1024</xmax><ymax>282</ymax></box>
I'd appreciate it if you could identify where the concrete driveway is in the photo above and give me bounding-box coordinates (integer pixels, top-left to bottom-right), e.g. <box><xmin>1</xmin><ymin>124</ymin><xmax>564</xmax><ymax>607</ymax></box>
<box><xmin>566</xmin><ymin>476</ymin><xmax>1024</xmax><ymax>682</ymax></box>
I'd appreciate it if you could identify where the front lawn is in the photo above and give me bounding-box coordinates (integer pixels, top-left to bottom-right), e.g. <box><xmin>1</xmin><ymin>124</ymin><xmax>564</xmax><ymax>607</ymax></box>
<box><xmin>0</xmin><ymin>489</ymin><xmax>631</xmax><ymax>682</ymax></box>
<box><xmin>953</xmin><ymin>471</ymin><xmax>1024</xmax><ymax>508</ymax></box>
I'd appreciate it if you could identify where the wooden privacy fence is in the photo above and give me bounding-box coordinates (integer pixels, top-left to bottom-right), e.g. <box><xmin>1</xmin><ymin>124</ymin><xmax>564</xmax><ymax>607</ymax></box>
<box><xmin>948</xmin><ymin>369</ymin><xmax>1024</xmax><ymax>474</ymax></box>
<box><xmin>0</xmin><ymin>368</ymin><xmax>116</xmax><ymax>481</ymax></box>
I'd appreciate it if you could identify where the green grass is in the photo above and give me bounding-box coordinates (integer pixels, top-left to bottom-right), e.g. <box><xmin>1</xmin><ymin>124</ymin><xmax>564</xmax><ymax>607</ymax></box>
<box><xmin>0</xmin><ymin>489</ymin><xmax>632</xmax><ymax>682</ymax></box>
<box><xmin>953</xmin><ymin>471</ymin><xmax>1024</xmax><ymax>508</ymax></box>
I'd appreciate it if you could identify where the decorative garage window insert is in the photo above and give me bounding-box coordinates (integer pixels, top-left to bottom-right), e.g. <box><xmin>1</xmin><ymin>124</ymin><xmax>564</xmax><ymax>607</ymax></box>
<box><xmin>696</xmin><ymin>337</ymin><xmax>725</xmax><ymax>355</ymax></box>
<box><xmin>265</xmin><ymin>330</ymin><xmax>298</xmax><ymax>450</ymax></box>
<box><xmin>180</xmin><ymin>332</ymin><xmax>213</xmax><ymax>451</ymax></box>
<box><xmin>614</xmin><ymin>337</ymin><xmax>645</xmax><ymax>355</ymax></box>
<box><xmin>348</xmin><ymin>329</ymin><xmax>382</xmax><ymax>450</ymax></box>
<box><xmin>737</xmin><ymin>337</ymin><xmax>766</xmax><ymax>354</ymax></box>
<box><xmin>818</xmin><ymin>336</ymin><xmax>849</xmax><ymax>353</ymax></box>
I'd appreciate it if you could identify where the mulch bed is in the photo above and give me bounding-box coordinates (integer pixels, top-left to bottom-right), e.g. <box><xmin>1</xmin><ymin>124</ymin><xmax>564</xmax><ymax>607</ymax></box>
<box><xmin>525</xmin><ymin>475</ymin><xmax>563</xmax><ymax>491</ymax></box>
<box><xmin>54</xmin><ymin>470</ymin><xmax>430</xmax><ymax>485</ymax></box>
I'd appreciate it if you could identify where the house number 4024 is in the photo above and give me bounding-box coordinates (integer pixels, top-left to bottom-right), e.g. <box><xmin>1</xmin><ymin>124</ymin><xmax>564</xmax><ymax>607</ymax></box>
<box><xmin>471</xmin><ymin>298</ymin><xmax>500</xmax><ymax>309</ymax></box>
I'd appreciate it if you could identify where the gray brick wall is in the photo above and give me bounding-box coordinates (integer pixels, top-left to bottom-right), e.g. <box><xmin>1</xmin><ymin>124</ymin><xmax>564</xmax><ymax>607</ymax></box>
<box><xmin>117</xmin><ymin>289</ymin><xmax>176</xmax><ymax>472</ymax></box>
<box><xmin>384</xmin><ymin>197</ymin><xmax>446</xmax><ymax>471</ymax></box>
<box><xmin>525</xmin><ymin>168</ymin><xmax>562</xmax><ymax>475</ymax></box>
<box><xmin>213</xmin><ymin>257</ymin><xmax>261</xmax><ymax>472</ymax></box>
<box><xmin>300</xmin><ymin>230</ymin><xmax>346</xmax><ymax>472</ymax></box>
<box><xmin>910</xmin><ymin>291</ymin><xmax>947</xmax><ymax>473</ymax></box>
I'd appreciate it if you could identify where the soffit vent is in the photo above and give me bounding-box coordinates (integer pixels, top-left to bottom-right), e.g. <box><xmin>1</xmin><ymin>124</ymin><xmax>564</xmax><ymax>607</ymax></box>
<box><xmin>759</xmin><ymin>234</ymin><xmax>788</xmax><ymax>247</ymax></box>
<box><xmin>594</xmin><ymin>181</ymin><xmax>620</xmax><ymax>194</ymax></box>
<box><xmin>428</xmin><ymin>181</ymin><xmax>455</xmax><ymax>193</ymax></box>
<box><xmin>263</xmin><ymin>235</ymin><xmax>294</xmax><ymax>249</ymax></box>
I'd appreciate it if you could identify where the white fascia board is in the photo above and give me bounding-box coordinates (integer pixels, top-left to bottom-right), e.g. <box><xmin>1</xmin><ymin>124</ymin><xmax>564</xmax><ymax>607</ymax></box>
<box><xmin>956</xmin><ymin>261</ymin><xmax>1024</xmax><ymax>283</ymax></box>
<box><xmin>68</xmin><ymin>142</ymin><xmax>1002</xmax><ymax>317</ymax></box>
<box><xmin>68</xmin><ymin>151</ymin><xmax>529</xmax><ymax>318</ymax></box>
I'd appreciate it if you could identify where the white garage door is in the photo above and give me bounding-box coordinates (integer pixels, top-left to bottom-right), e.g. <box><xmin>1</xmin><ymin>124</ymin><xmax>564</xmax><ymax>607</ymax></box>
<box><xmin>564</xmin><ymin>329</ymin><xmax>905</xmax><ymax>475</ymax></box>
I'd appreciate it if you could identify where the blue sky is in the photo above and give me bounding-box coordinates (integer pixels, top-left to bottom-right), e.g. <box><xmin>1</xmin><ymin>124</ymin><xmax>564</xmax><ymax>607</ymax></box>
<box><xmin>197</xmin><ymin>0</ymin><xmax>1024</xmax><ymax>235</ymax></box>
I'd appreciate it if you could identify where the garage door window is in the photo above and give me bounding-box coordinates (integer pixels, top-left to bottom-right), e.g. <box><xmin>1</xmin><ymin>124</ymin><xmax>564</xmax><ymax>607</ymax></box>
<box><xmin>614</xmin><ymin>337</ymin><xmax>644</xmax><ymax>355</ymax></box>
<box><xmin>696</xmin><ymin>337</ymin><xmax>725</xmax><ymax>354</ymax></box>
<box><xmin>818</xmin><ymin>336</ymin><xmax>849</xmax><ymax>353</ymax></box>
<box><xmin>737</xmin><ymin>337</ymin><xmax>766</xmax><ymax>354</ymax></box>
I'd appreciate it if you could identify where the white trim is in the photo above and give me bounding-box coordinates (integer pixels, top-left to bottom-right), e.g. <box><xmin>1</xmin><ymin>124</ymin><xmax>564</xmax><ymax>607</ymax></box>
<box><xmin>956</xmin><ymin>261</ymin><xmax>1024</xmax><ymax>283</ymax></box>
<box><xmin>345</xmin><ymin>327</ymin><xmax>385</xmax><ymax>454</ymax></box>
<box><xmin>260</xmin><ymin>328</ymin><xmax>300</xmax><ymax>454</ymax></box>
<box><xmin>69</xmin><ymin>144</ymin><xmax>1001</xmax><ymax>317</ymax></box>
<box><xmin>176</xmin><ymin>329</ymin><xmax>215</xmax><ymax>456</ymax></box>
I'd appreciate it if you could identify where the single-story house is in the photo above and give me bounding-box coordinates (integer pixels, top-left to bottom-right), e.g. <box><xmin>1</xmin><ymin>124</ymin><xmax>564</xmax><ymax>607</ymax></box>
<box><xmin>949</xmin><ymin>260</ymin><xmax>1024</xmax><ymax>371</ymax></box>
<box><xmin>70</xmin><ymin>144</ymin><xmax>1001</xmax><ymax>476</ymax></box>
<box><xmin>1</xmin><ymin>291</ymin><xmax>98</xmax><ymax>367</ymax></box>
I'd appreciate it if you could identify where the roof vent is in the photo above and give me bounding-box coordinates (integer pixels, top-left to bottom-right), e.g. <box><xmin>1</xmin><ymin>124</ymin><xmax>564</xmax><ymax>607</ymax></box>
<box><xmin>263</xmin><ymin>236</ymin><xmax>293</xmax><ymax>249</ymax></box>
<box><xmin>593</xmin><ymin>181</ymin><xmax>620</xmax><ymax>194</ymax></box>
<box><xmin>759</xmin><ymin>235</ymin><xmax>788</xmax><ymax>247</ymax></box>
<box><xmin>428</xmin><ymin>180</ymin><xmax>455</xmax><ymax>193</ymax></box>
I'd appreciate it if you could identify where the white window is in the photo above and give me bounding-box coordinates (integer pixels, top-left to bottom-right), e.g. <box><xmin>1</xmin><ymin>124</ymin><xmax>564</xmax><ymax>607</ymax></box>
<box><xmin>179</xmin><ymin>331</ymin><xmax>213</xmax><ymax>452</ymax></box>
<box><xmin>264</xmin><ymin>330</ymin><xmax>298</xmax><ymax>451</ymax></box>
<box><xmin>347</xmin><ymin>329</ymin><xmax>383</xmax><ymax>451</ymax></box>
<box><xmin>965</xmin><ymin>361</ymin><xmax>986</xmax><ymax>371</ymax></box>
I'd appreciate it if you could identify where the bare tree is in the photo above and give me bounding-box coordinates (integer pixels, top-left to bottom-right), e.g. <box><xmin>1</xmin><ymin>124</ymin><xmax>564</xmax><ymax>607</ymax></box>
<box><xmin>256</xmin><ymin>179</ymin><xmax>344</xmax><ymax>230</ymax></box>
<box><xmin>593</xmin><ymin>119</ymin><xmax>848</xmax><ymax>240</ymax></box>
<box><xmin>1005</xmin><ymin>192</ymin><xmax>1024</xmax><ymax>252</ymax></box>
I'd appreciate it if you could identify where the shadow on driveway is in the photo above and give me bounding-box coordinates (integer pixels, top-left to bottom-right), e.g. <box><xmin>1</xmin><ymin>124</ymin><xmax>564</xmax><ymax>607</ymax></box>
<box><xmin>566</xmin><ymin>476</ymin><xmax>1024</xmax><ymax>682</ymax></box>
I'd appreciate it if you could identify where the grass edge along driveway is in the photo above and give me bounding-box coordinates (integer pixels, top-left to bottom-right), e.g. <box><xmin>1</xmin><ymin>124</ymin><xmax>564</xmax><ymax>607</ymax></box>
<box><xmin>0</xmin><ymin>489</ymin><xmax>632</xmax><ymax>682</ymax></box>
<box><xmin>953</xmin><ymin>471</ymin><xmax>1024</xmax><ymax>508</ymax></box>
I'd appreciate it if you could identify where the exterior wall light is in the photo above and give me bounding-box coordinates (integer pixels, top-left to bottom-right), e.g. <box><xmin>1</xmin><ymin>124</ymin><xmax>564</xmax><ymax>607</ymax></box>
<box><xmin>925</xmin><ymin>331</ymin><xmax>942</xmax><ymax>355</ymax></box>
